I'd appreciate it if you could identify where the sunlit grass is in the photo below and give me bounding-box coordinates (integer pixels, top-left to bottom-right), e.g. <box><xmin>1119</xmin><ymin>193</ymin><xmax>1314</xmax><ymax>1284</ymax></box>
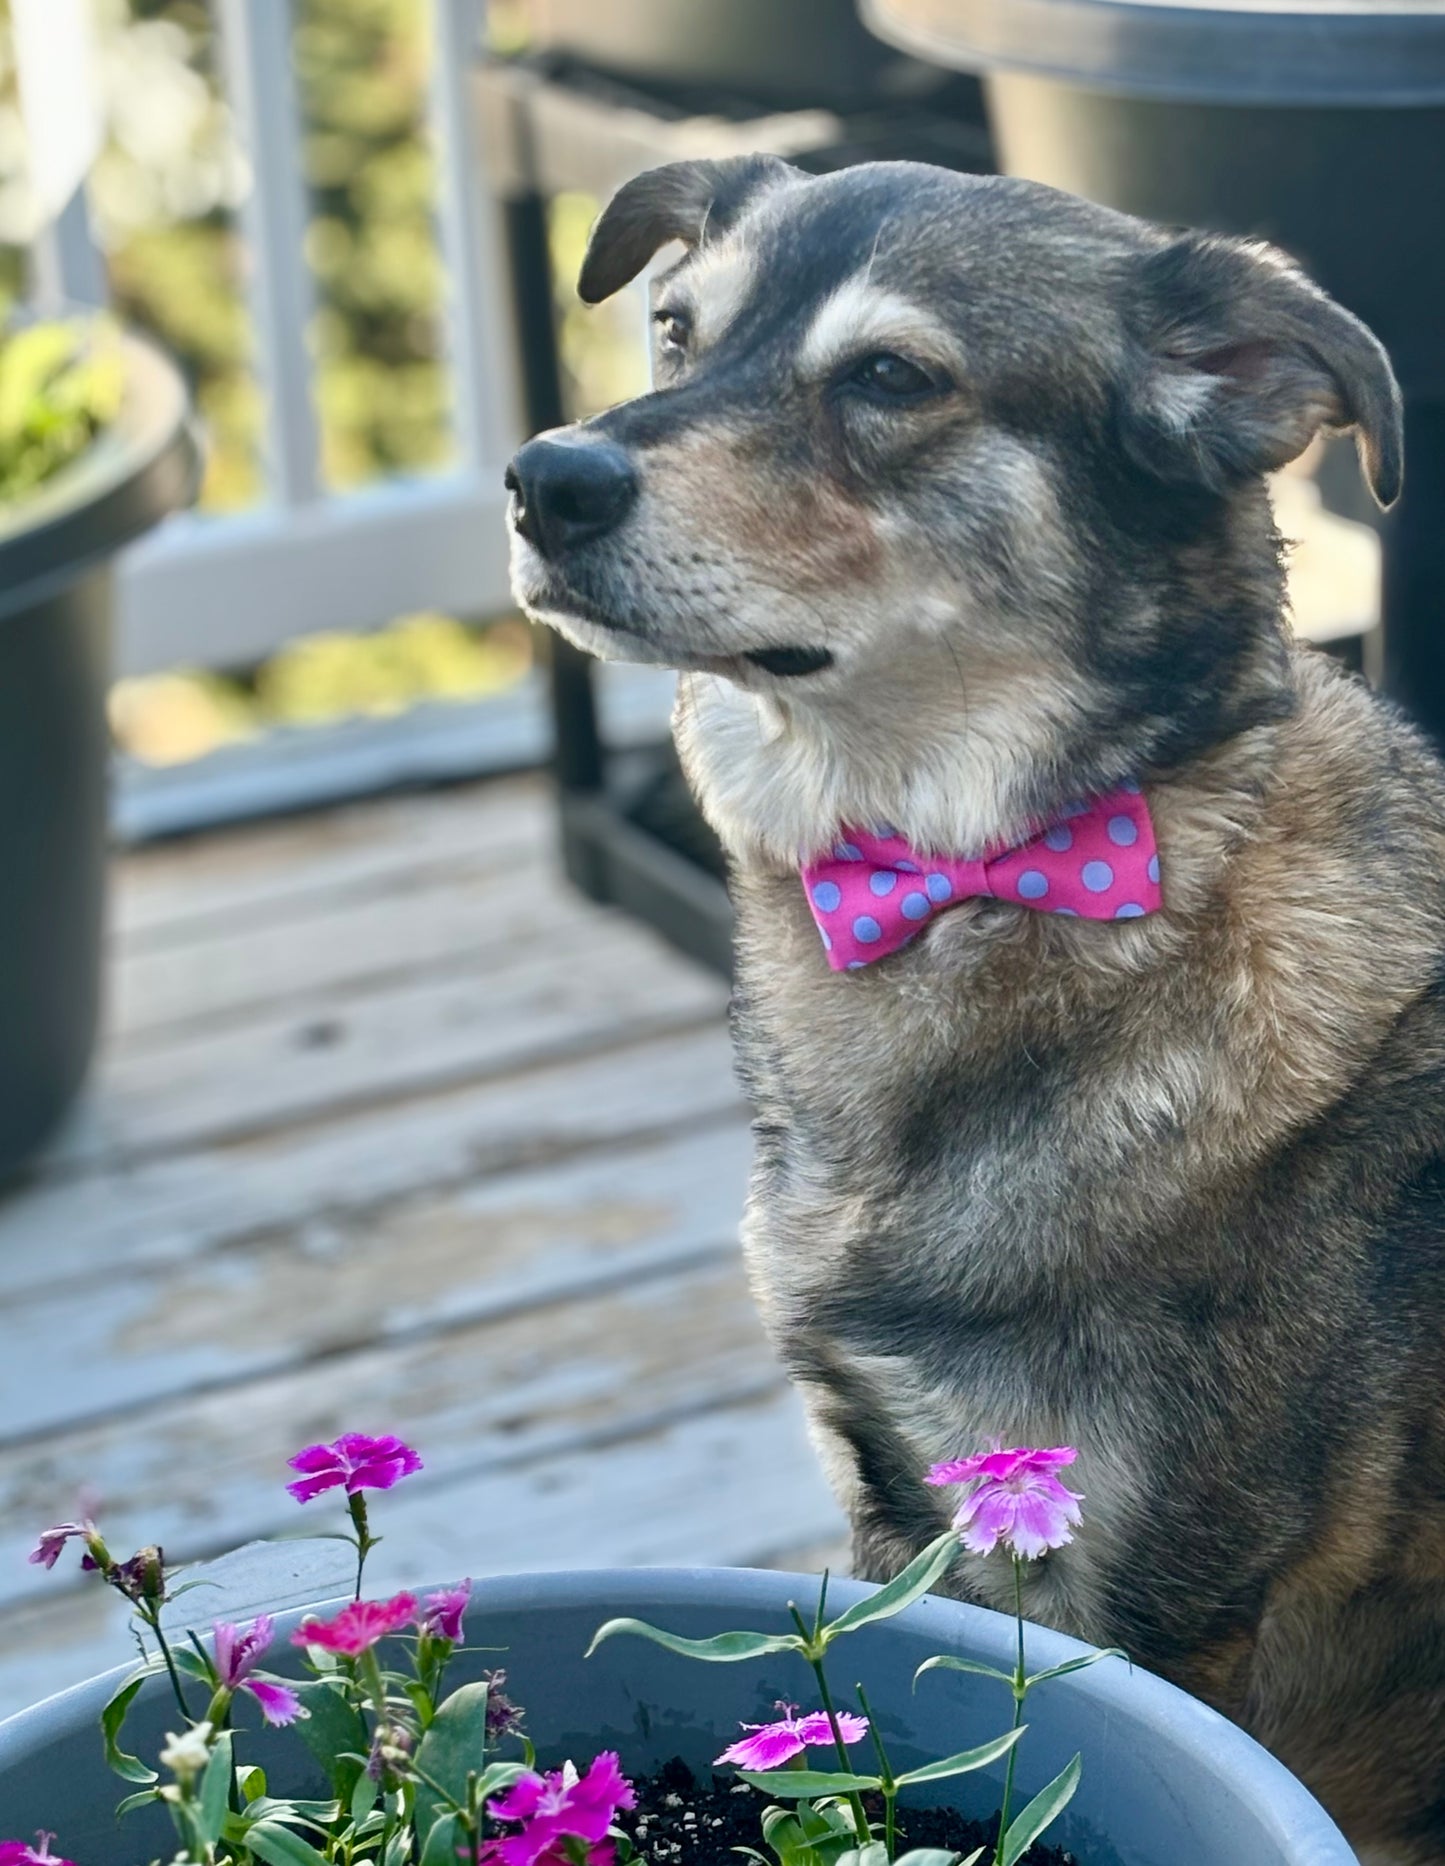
<box><xmin>110</xmin><ymin>613</ymin><xmax>533</xmax><ymax>766</ymax></box>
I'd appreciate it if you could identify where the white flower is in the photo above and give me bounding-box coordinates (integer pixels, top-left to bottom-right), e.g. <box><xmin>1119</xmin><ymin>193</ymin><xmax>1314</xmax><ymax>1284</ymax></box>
<box><xmin>159</xmin><ymin>1720</ymin><xmax>213</xmax><ymax>1782</ymax></box>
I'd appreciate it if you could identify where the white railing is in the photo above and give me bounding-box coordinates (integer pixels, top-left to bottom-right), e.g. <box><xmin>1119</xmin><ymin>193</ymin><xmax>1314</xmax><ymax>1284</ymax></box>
<box><xmin>34</xmin><ymin>0</ymin><xmax>519</xmax><ymax>679</ymax></box>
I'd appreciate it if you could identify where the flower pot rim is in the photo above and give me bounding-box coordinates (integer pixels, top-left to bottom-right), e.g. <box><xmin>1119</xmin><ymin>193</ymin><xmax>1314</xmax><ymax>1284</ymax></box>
<box><xmin>0</xmin><ymin>1564</ymin><xmax>1354</xmax><ymax>1861</ymax></box>
<box><xmin>861</xmin><ymin>0</ymin><xmax>1445</xmax><ymax>106</ymax></box>
<box><xmin>0</xmin><ymin>321</ymin><xmax>200</xmax><ymax>622</ymax></box>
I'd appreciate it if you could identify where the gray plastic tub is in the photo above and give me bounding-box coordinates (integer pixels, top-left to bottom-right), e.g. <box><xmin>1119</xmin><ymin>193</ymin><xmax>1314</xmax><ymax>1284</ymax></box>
<box><xmin>0</xmin><ymin>1568</ymin><xmax>1355</xmax><ymax>1863</ymax></box>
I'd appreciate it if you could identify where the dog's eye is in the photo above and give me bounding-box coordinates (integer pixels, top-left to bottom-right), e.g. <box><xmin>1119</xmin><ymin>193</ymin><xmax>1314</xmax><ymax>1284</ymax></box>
<box><xmin>847</xmin><ymin>352</ymin><xmax>938</xmax><ymax>400</ymax></box>
<box><xmin>653</xmin><ymin>310</ymin><xmax>690</xmax><ymax>356</ymax></box>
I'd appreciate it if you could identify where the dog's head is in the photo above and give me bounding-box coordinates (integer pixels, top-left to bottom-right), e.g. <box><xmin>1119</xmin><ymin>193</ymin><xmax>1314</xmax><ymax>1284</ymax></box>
<box><xmin>506</xmin><ymin>159</ymin><xmax>1401</xmax><ymax>862</ymax></box>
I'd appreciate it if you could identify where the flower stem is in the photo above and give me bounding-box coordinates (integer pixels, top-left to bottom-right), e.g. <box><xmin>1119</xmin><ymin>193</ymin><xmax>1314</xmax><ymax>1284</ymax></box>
<box><xmin>348</xmin><ymin>1493</ymin><xmax>373</xmax><ymax>1601</ymax></box>
<box><xmin>856</xmin><ymin>1683</ymin><xmax>897</xmax><ymax>1862</ymax></box>
<box><xmin>992</xmin><ymin>1557</ymin><xmax>1028</xmax><ymax>1866</ymax></box>
<box><xmin>805</xmin><ymin>1645</ymin><xmax>871</xmax><ymax>1847</ymax></box>
<box><xmin>141</xmin><ymin>1602</ymin><xmax>191</xmax><ymax>1721</ymax></box>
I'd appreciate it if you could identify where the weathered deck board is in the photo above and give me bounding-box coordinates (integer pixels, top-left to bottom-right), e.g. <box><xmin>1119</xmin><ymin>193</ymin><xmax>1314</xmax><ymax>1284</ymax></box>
<box><xmin>0</xmin><ymin>1121</ymin><xmax>753</xmax><ymax>1445</ymax></box>
<box><xmin>112</xmin><ymin>779</ymin><xmax>554</xmax><ymax>946</ymax></box>
<box><xmin>0</xmin><ymin>1024</ymin><xmax>739</xmax><ymax>1304</ymax></box>
<box><xmin>0</xmin><ymin>772</ymin><xmax>844</xmax><ymax>1726</ymax></box>
<box><xmin>91</xmin><ymin>920</ymin><xmax>726</xmax><ymax>1159</ymax></box>
<box><xmin>0</xmin><ymin>1253</ymin><xmax>780</xmax><ymax>1605</ymax></box>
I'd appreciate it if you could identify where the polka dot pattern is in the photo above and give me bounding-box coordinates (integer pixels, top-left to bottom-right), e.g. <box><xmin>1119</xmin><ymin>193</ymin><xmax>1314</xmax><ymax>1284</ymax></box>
<box><xmin>799</xmin><ymin>784</ymin><xmax>1163</xmax><ymax>971</ymax></box>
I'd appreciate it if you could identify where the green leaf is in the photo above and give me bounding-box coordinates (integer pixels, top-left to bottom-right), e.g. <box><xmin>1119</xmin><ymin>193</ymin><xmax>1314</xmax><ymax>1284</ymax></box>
<box><xmin>115</xmin><ymin>1788</ymin><xmax>160</xmax><ymax>1818</ymax></box>
<box><xmin>475</xmin><ymin>1760</ymin><xmax>530</xmax><ymax>1799</ymax></box>
<box><xmin>291</xmin><ymin>1676</ymin><xmax>369</xmax><ymax>1803</ymax></box>
<box><xmin>173</xmin><ymin>1646</ymin><xmax>216</xmax><ymax>1683</ymax></box>
<box><xmin>414</xmin><ymin>1678</ymin><xmax>490</xmax><ymax>1839</ymax></box>
<box><xmin>1025</xmin><ymin>1649</ymin><xmax>1129</xmax><ymax>1690</ymax></box>
<box><xmin>797</xmin><ymin>1800</ymin><xmax>854</xmax><ymax>1845</ymax></box>
<box><xmin>198</xmin><ymin>1729</ymin><xmax>234</xmax><ymax>1846</ymax></box>
<box><xmin>421</xmin><ymin>1811</ymin><xmax>465</xmax><ymax>1866</ymax></box>
<box><xmin>821</xmin><ymin>1533</ymin><xmax>959</xmax><ymax>1643</ymax></box>
<box><xmin>960</xmin><ymin>1852</ymin><xmax>985</xmax><ymax>1866</ymax></box>
<box><xmin>894</xmin><ymin>1726</ymin><xmax>1025</xmax><ymax>1788</ymax></box>
<box><xmin>239</xmin><ymin>1796</ymin><xmax>342</xmax><ymax>1831</ymax></box>
<box><xmin>237</xmin><ymin>1763</ymin><xmax>267</xmax><ymax>1804</ymax></box>
<box><xmin>101</xmin><ymin>1671</ymin><xmax>158</xmax><ymax>1785</ymax></box>
<box><xmin>586</xmin><ymin>1618</ymin><xmax>804</xmax><ymax>1663</ymax></box>
<box><xmin>836</xmin><ymin>1844</ymin><xmax>891</xmax><ymax>1866</ymax></box>
<box><xmin>350</xmin><ymin>1767</ymin><xmax>380</xmax><ymax>1824</ymax></box>
<box><xmin>245</xmin><ymin>1823</ymin><xmax>335</xmax><ymax>1866</ymax></box>
<box><xmin>762</xmin><ymin>1803</ymin><xmax>803</xmax><ymax>1845</ymax></box>
<box><xmin>913</xmin><ymin>1654</ymin><xmax>1016</xmax><ymax>1691</ymax></box>
<box><xmin>735</xmin><ymin>1770</ymin><xmax>882</xmax><ymax>1799</ymax></box>
<box><xmin>999</xmin><ymin>1753</ymin><xmax>1081</xmax><ymax>1866</ymax></box>
<box><xmin>893</xmin><ymin>1853</ymin><xmax>968</xmax><ymax>1866</ymax></box>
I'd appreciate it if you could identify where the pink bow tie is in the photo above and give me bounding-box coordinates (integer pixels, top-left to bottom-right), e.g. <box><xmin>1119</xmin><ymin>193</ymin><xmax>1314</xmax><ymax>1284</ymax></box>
<box><xmin>801</xmin><ymin>785</ymin><xmax>1163</xmax><ymax>971</ymax></box>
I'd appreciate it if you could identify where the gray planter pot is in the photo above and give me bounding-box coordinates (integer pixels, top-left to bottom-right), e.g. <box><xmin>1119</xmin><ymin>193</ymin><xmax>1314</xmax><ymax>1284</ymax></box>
<box><xmin>0</xmin><ymin>1568</ymin><xmax>1353</xmax><ymax>1864</ymax></box>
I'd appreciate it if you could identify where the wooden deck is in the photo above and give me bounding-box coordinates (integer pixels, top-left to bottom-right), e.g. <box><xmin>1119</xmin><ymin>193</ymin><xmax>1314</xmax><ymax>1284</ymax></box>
<box><xmin>0</xmin><ymin>775</ymin><xmax>844</xmax><ymax>1721</ymax></box>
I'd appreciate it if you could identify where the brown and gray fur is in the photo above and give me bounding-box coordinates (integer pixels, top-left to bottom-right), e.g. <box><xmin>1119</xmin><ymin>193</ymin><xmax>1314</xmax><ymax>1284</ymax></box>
<box><xmin>505</xmin><ymin>157</ymin><xmax>1445</xmax><ymax>1862</ymax></box>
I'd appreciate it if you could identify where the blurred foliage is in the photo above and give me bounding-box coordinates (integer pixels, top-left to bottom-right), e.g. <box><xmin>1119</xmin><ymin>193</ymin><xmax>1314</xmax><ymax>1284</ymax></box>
<box><xmin>110</xmin><ymin>614</ymin><xmax>533</xmax><ymax>765</ymax></box>
<box><xmin>0</xmin><ymin>2</ymin><xmax>27</xmax><ymax>303</ymax></box>
<box><xmin>294</xmin><ymin>0</ymin><xmax>452</xmax><ymax>490</ymax></box>
<box><xmin>549</xmin><ymin>190</ymin><xmax>650</xmax><ymax>418</ymax></box>
<box><xmin>87</xmin><ymin>0</ymin><xmax>453</xmax><ymax>507</ymax></box>
<box><xmin>89</xmin><ymin>0</ymin><xmax>261</xmax><ymax>509</ymax></box>
<box><xmin>0</xmin><ymin>315</ymin><xmax>122</xmax><ymax>505</ymax></box>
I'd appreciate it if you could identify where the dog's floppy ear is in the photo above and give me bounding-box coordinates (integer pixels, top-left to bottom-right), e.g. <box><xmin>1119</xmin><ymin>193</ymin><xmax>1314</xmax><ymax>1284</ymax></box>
<box><xmin>578</xmin><ymin>155</ymin><xmax>798</xmax><ymax>305</ymax></box>
<box><xmin>1123</xmin><ymin>231</ymin><xmax>1403</xmax><ymax>508</ymax></box>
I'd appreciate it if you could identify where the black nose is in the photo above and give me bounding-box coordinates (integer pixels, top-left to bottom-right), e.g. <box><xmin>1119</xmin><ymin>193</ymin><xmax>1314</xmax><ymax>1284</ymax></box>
<box><xmin>504</xmin><ymin>436</ymin><xmax>638</xmax><ymax>557</ymax></box>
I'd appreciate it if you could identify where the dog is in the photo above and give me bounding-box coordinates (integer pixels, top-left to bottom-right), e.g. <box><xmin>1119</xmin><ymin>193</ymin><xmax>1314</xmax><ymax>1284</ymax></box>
<box><xmin>505</xmin><ymin>156</ymin><xmax>1445</xmax><ymax>1863</ymax></box>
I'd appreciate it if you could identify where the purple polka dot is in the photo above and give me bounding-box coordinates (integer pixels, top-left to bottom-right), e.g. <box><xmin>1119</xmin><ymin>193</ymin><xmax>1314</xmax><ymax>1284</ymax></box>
<box><xmin>811</xmin><ymin>880</ymin><xmax>841</xmax><ymax>913</ymax></box>
<box><xmin>1115</xmin><ymin>902</ymin><xmax>1145</xmax><ymax>919</ymax></box>
<box><xmin>896</xmin><ymin>860</ymin><xmax>920</xmax><ymax>873</ymax></box>
<box><xmin>1017</xmin><ymin>869</ymin><xmax>1049</xmax><ymax>900</ymax></box>
<box><xmin>925</xmin><ymin>873</ymin><xmax>953</xmax><ymax>903</ymax></box>
<box><xmin>901</xmin><ymin>892</ymin><xmax>930</xmax><ymax>921</ymax></box>
<box><xmin>1119</xmin><ymin>777</ymin><xmax>1141</xmax><ymax>794</ymax></box>
<box><xmin>834</xmin><ymin>841</ymin><xmax>863</xmax><ymax>861</ymax></box>
<box><xmin>869</xmin><ymin>870</ymin><xmax>898</xmax><ymax>896</ymax></box>
<box><xmin>1053</xmin><ymin>906</ymin><xmax>1079</xmax><ymax>917</ymax></box>
<box><xmin>846</xmin><ymin>959</ymin><xmax>866</xmax><ymax>971</ymax></box>
<box><xmin>873</xmin><ymin>821</ymin><xmax>898</xmax><ymax>840</ymax></box>
<box><xmin>1147</xmin><ymin>854</ymin><xmax>1161</xmax><ymax>885</ymax></box>
<box><xmin>853</xmin><ymin>915</ymin><xmax>882</xmax><ymax>943</ymax></box>
<box><xmin>1107</xmin><ymin>814</ymin><xmax>1138</xmax><ymax>847</ymax></box>
<box><xmin>1043</xmin><ymin>825</ymin><xmax>1073</xmax><ymax>852</ymax></box>
<box><xmin>1081</xmin><ymin>860</ymin><xmax>1114</xmax><ymax>893</ymax></box>
<box><xmin>1062</xmin><ymin>799</ymin><xmax>1088</xmax><ymax>818</ymax></box>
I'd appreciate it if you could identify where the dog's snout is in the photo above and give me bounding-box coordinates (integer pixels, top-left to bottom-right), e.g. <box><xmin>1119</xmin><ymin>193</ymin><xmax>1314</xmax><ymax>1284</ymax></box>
<box><xmin>504</xmin><ymin>437</ymin><xmax>638</xmax><ymax>557</ymax></box>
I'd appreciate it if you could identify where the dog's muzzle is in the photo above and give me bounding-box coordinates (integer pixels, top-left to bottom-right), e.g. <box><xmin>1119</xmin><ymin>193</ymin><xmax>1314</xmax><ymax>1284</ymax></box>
<box><xmin>505</xmin><ymin>435</ymin><xmax>638</xmax><ymax>560</ymax></box>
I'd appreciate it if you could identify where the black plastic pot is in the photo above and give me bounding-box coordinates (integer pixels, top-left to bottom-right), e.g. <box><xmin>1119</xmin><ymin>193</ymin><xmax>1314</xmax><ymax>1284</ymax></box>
<box><xmin>0</xmin><ymin>1568</ymin><xmax>1355</xmax><ymax>1863</ymax></box>
<box><xmin>0</xmin><ymin>329</ymin><xmax>198</xmax><ymax>1176</ymax></box>
<box><xmin>860</xmin><ymin>0</ymin><xmax>1445</xmax><ymax>738</ymax></box>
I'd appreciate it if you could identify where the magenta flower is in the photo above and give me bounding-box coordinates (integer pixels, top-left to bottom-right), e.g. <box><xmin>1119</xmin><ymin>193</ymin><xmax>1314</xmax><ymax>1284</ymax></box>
<box><xmin>286</xmin><ymin>1433</ymin><xmax>422</xmax><ymax>1504</ymax></box>
<box><xmin>715</xmin><ymin>1701</ymin><xmax>870</xmax><ymax>1770</ymax></box>
<box><xmin>0</xmin><ymin>1838</ymin><xmax>76</xmax><ymax>1866</ymax></box>
<box><xmin>420</xmin><ymin>1578</ymin><xmax>470</xmax><ymax>1644</ymax></box>
<box><xmin>926</xmin><ymin>1445</ymin><xmax>1084</xmax><ymax>1560</ymax></box>
<box><xmin>291</xmin><ymin>1592</ymin><xmax>418</xmax><ymax>1657</ymax></box>
<box><xmin>483</xmin><ymin>1752</ymin><xmax>636</xmax><ymax>1866</ymax></box>
<box><xmin>212</xmin><ymin>1616</ymin><xmax>303</xmax><ymax>1727</ymax></box>
<box><xmin>27</xmin><ymin>1521</ymin><xmax>99</xmax><ymax>1572</ymax></box>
